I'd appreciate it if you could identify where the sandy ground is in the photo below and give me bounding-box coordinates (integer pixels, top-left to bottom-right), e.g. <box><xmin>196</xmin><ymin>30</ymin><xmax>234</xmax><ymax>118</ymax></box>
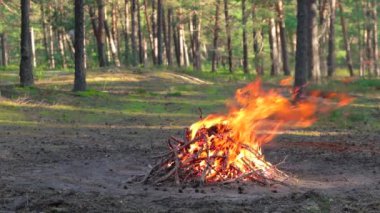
<box><xmin>0</xmin><ymin>71</ymin><xmax>379</xmax><ymax>212</ymax></box>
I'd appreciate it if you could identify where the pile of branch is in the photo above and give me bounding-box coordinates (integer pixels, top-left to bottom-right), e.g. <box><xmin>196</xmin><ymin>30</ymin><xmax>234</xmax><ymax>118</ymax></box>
<box><xmin>143</xmin><ymin>127</ymin><xmax>288</xmax><ymax>186</ymax></box>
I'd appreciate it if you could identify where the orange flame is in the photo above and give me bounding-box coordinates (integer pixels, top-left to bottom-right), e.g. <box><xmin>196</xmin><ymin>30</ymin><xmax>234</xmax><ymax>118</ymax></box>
<box><xmin>175</xmin><ymin>80</ymin><xmax>353</xmax><ymax>183</ymax></box>
<box><xmin>279</xmin><ymin>76</ymin><xmax>294</xmax><ymax>86</ymax></box>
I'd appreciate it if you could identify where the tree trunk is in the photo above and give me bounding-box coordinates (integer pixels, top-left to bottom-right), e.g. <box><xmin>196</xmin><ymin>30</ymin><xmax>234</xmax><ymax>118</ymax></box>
<box><xmin>223</xmin><ymin>0</ymin><xmax>233</xmax><ymax>72</ymax></box>
<box><xmin>104</xmin><ymin>20</ymin><xmax>121</xmax><ymax>67</ymax></box>
<box><xmin>1</xmin><ymin>33</ymin><xmax>8</xmax><ymax>67</ymax></box>
<box><xmin>30</xmin><ymin>27</ymin><xmax>37</xmax><ymax>68</ymax></box>
<box><xmin>318</xmin><ymin>0</ymin><xmax>329</xmax><ymax>76</ymax></box>
<box><xmin>327</xmin><ymin>0</ymin><xmax>336</xmax><ymax>77</ymax></box>
<box><xmin>111</xmin><ymin>1</ymin><xmax>120</xmax><ymax>56</ymax></box>
<box><xmin>157</xmin><ymin>0</ymin><xmax>163</xmax><ymax>65</ymax></box>
<box><xmin>211</xmin><ymin>0</ymin><xmax>221</xmax><ymax>72</ymax></box>
<box><xmin>308</xmin><ymin>0</ymin><xmax>321</xmax><ymax>81</ymax></box>
<box><xmin>152</xmin><ymin>0</ymin><xmax>158</xmax><ymax>64</ymax></box>
<box><xmin>338</xmin><ymin>0</ymin><xmax>354</xmax><ymax>76</ymax></box>
<box><xmin>64</xmin><ymin>33</ymin><xmax>75</xmax><ymax>59</ymax></box>
<box><xmin>143</xmin><ymin>0</ymin><xmax>155</xmax><ymax>64</ymax></box>
<box><xmin>165</xmin><ymin>8</ymin><xmax>173</xmax><ymax>65</ymax></box>
<box><xmin>253</xmin><ymin>30</ymin><xmax>264</xmax><ymax>75</ymax></box>
<box><xmin>269</xmin><ymin>18</ymin><xmax>280</xmax><ymax>76</ymax></box>
<box><xmin>48</xmin><ymin>18</ymin><xmax>56</xmax><ymax>69</ymax></box>
<box><xmin>137</xmin><ymin>0</ymin><xmax>144</xmax><ymax>64</ymax></box>
<box><xmin>20</xmin><ymin>0</ymin><xmax>34</xmax><ymax>87</ymax></box>
<box><xmin>242</xmin><ymin>0</ymin><xmax>248</xmax><ymax>73</ymax></box>
<box><xmin>40</xmin><ymin>3</ymin><xmax>49</xmax><ymax>64</ymax></box>
<box><xmin>276</xmin><ymin>0</ymin><xmax>290</xmax><ymax>76</ymax></box>
<box><xmin>124</xmin><ymin>0</ymin><xmax>131</xmax><ymax>65</ymax></box>
<box><xmin>74</xmin><ymin>0</ymin><xmax>86</xmax><ymax>91</ymax></box>
<box><xmin>294</xmin><ymin>0</ymin><xmax>309</xmax><ymax>98</ymax></box>
<box><xmin>58</xmin><ymin>30</ymin><xmax>67</xmax><ymax>69</ymax></box>
<box><xmin>97</xmin><ymin>0</ymin><xmax>107</xmax><ymax>67</ymax></box>
<box><xmin>178</xmin><ymin>9</ymin><xmax>185</xmax><ymax>66</ymax></box>
<box><xmin>252</xmin><ymin>6</ymin><xmax>264</xmax><ymax>76</ymax></box>
<box><xmin>131</xmin><ymin>0</ymin><xmax>138</xmax><ymax>65</ymax></box>
<box><xmin>173</xmin><ymin>20</ymin><xmax>180</xmax><ymax>66</ymax></box>
<box><xmin>192</xmin><ymin>11</ymin><xmax>201</xmax><ymax>71</ymax></box>
<box><xmin>372</xmin><ymin>0</ymin><xmax>379</xmax><ymax>76</ymax></box>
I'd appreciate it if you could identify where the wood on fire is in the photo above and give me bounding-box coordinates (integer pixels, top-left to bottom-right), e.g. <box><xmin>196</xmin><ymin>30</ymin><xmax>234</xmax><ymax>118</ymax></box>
<box><xmin>142</xmin><ymin>126</ymin><xmax>288</xmax><ymax>186</ymax></box>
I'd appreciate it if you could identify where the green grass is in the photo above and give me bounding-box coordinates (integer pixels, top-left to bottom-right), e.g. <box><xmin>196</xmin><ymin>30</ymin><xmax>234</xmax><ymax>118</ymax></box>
<box><xmin>0</xmin><ymin>68</ymin><xmax>379</xmax><ymax>132</ymax></box>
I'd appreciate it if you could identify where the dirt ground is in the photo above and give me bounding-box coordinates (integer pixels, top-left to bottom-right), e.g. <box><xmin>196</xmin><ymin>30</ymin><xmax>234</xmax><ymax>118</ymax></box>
<box><xmin>0</xmin><ymin>70</ymin><xmax>379</xmax><ymax>212</ymax></box>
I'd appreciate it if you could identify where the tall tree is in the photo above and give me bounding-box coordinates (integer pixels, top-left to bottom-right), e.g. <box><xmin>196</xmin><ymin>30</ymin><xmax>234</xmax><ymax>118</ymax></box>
<box><xmin>211</xmin><ymin>0</ymin><xmax>221</xmax><ymax>72</ymax></box>
<box><xmin>308</xmin><ymin>0</ymin><xmax>321</xmax><ymax>81</ymax></box>
<box><xmin>241</xmin><ymin>0</ymin><xmax>248</xmax><ymax>73</ymax></box>
<box><xmin>74</xmin><ymin>0</ymin><xmax>86</xmax><ymax>91</ymax></box>
<box><xmin>371</xmin><ymin>0</ymin><xmax>379</xmax><ymax>76</ymax></box>
<box><xmin>0</xmin><ymin>33</ymin><xmax>8</xmax><ymax>67</ymax></box>
<box><xmin>294</xmin><ymin>0</ymin><xmax>309</xmax><ymax>98</ymax></box>
<box><xmin>269</xmin><ymin>17</ymin><xmax>281</xmax><ymax>76</ymax></box>
<box><xmin>157</xmin><ymin>0</ymin><xmax>163</xmax><ymax>65</ymax></box>
<box><xmin>338</xmin><ymin>0</ymin><xmax>354</xmax><ymax>76</ymax></box>
<box><xmin>276</xmin><ymin>0</ymin><xmax>290</xmax><ymax>76</ymax></box>
<box><xmin>327</xmin><ymin>0</ymin><xmax>336</xmax><ymax>77</ymax></box>
<box><xmin>191</xmin><ymin>10</ymin><xmax>201</xmax><ymax>71</ymax></box>
<box><xmin>130</xmin><ymin>0</ymin><xmax>138</xmax><ymax>65</ymax></box>
<box><xmin>224</xmin><ymin>0</ymin><xmax>233</xmax><ymax>72</ymax></box>
<box><xmin>124</xmin><ymin>0</ymin><xmax>131</xmax><ymax>65</ymax></box>
<box><xmin>137</xmin><ymin>0</ymin><xmax>144</xmax><ymax>64</ymax></box>
<box><xmin>165</xmin><ymin>8</ymin><xmax>173</xmax><ymax>65</ymax></box>
<box><xmin>20</xmin><ymin>0</ymin><xmax>34</xmax><ymax>87</ymax></box>
<box><xmin>90</xmin><ymin>0</ymin><xmax>107</xmax><ymax>67</ymax></box>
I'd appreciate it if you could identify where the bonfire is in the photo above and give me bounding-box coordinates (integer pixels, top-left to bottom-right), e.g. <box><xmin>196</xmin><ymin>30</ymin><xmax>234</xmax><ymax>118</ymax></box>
<box><xmin>144</xmin><ymin>80</ymin><xmax>353</xmax><ymax>185</ymax></box>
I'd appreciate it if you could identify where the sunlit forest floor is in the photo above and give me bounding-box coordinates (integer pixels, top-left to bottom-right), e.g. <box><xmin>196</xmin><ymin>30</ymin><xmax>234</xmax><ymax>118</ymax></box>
<box><xmin>0</xmin><ymin>69</ymin><xmax>379</xmax><ymax>212</ymax></box>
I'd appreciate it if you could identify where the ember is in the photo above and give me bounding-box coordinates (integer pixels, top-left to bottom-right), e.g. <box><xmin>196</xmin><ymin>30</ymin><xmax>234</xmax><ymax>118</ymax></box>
<box><xmin>144</xmin><ymin>80</ymin><xmax>353</xmax><ymax>185</ymax></box>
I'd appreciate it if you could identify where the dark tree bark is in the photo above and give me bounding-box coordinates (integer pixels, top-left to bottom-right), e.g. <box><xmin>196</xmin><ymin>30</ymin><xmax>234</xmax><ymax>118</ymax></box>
<box><xmin>74</xmin><ymin>0</ymin><xmax>86</xmax><ymax>91</ymax></box>
<box><xmin>223</xmin><ymin>0</ymin><xmax>233</xmax><ymax>72</ymax></box>
<box><xmin>40</xmin><ymin>3</ymin><xmax>49</xmax><ymax>64</ymax></box>
<box><xmin>157</xmin><ymin>0</ymin><xmax>164</xmax><ymax>65</ymax></box>
<box><xmin>20</xmin><ymin>0</ymin><xmax>34</xmax><ymax>87</ymax></box>
<box><xmin>47</xmin><ymin>5</ymin><xmax>56</xmax><ymax>69</ymax></box>
<box><xmin>372</xmin><ymin>0</ymin><xmax>379</xmax><ymax>76</ymax></box>
<box><xmin>276</xmin><ymin>0</ymin><xmax>290</xmax><ymax>76</ymax></box>
<box><xmin>137</xmin><ymin>0</ymin><xmax>144</xmax><ymax>64</ymax></box>
<box><xmin>327</xmin><ymin>0</ymin><xmax>336</xmax><ymax>77</ymax></box>
<box><xmin>338</xmin><ymin>0</ymin><xmax>354</xmax><ymax>77</ymax></box>
<box><xmin>124</xmin><ymin>0</ymin><xmax>131</xmax><ymax>65</ymax></box>
<box><xmin>173</xmin><ymin>12</ymin><xmax>181</xmax><ymax>66</ymax></box>
<box><xmin>242</xmin><ymin>0</ymin><xmax>248</xmax><ymax>73</ymax></box>
<box><xmin>151</xmin><ymin>0</ymin><xmax>158</xmax><ymax>64</ymax></box>
<box><xmin>294</xmin><ymin>0</ymin><xmax>309</xmax><ymax>98</ymax></box>
<box><xmin>157</xmin><ymin>0</ymin><xmax>163</xmax><ymax>65</ymax></box>
<box><xmin>211</xmin><ymin>0</ymin><xmax>221</xmax><ymax>72</ymax></box>
<box><xmin>1</xmin><ymin>33</ymin><xmax>8</xmax><ymax>67</ymax></box>
<box><xmin>131</xmin><ymin>0</ymin><xmax>138</xmax><ymax>65</ymax></box>
<box><xmin>97</xmin><ymin>0</ymin><xmax>107</xmax><ymax>67</ymax></box>
<box><xmin>192</xmin><ymin>11</ymin><xmax>201</xmax><ymax>71</ymax></box>
<box><xmin>165</xmin><ymin>8</ymin><xmax>173</xmax><ymax>65</ymax></box>
<box><xmin>143</xmin><ymin>0</ymin><xmax>155</xmax><ymax>64</ymax></box>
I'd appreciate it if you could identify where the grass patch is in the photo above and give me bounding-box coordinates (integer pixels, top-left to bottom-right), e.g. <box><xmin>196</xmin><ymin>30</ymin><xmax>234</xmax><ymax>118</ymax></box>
<box><xmin>74</xmin><ymin>89</ymin><xmax>108</xmax><ymax>98</ymax></box>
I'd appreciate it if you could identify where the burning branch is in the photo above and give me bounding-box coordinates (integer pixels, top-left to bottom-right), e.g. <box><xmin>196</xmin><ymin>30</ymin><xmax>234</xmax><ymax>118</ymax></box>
<box><xmin>144</xmin><ymin>80</ymin><xmax>353</xmax><ymax>186</ymax></box>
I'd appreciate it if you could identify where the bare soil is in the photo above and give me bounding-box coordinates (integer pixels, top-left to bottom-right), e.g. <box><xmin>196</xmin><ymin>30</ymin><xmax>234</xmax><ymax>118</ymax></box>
<box><xmin>0</xmin><ymin>71</ymin><xmax>379</xmax><ymax>212</ymax></box>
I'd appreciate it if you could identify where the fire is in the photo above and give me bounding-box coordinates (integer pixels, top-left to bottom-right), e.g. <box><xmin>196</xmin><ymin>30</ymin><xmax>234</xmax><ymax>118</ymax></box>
<box><xmin>279</xmin><ymin>76</ymin><xmax>293</xmax><ymax>86</ymax></box>
<box><xmin>146</xmin><ymin>80</ymin><xmax>353</xmax><ymax>185</ymax></box>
